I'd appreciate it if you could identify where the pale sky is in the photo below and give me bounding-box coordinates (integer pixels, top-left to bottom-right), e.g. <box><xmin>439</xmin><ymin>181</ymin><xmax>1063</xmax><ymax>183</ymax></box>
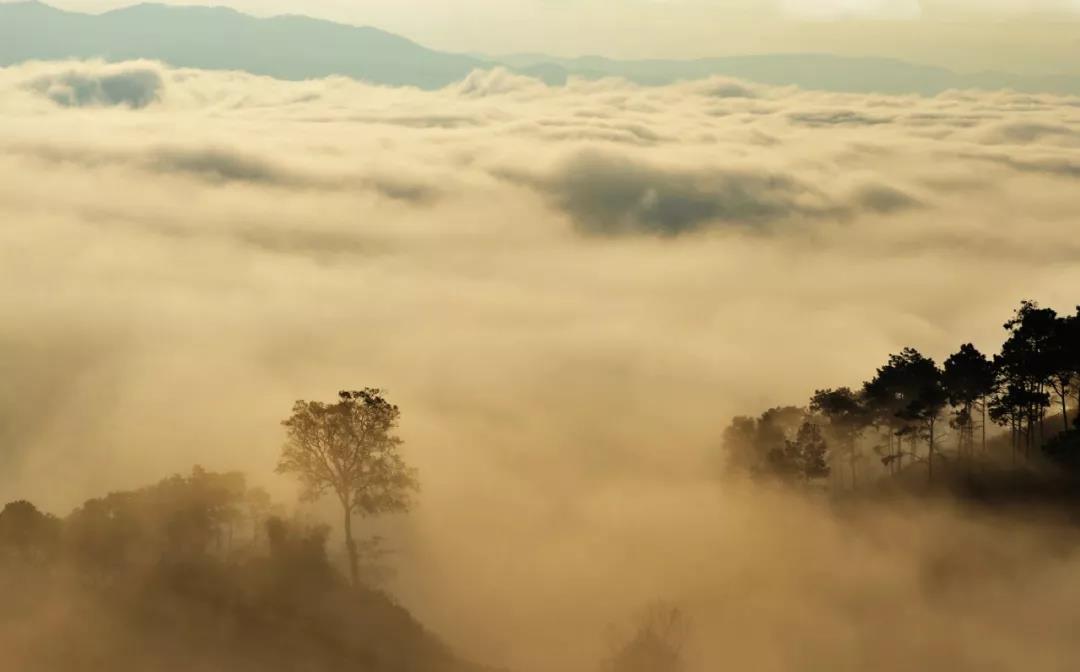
<box><xmin>9</xmin><ymin>0</ymin><xmax>1080</xmax><ymax>71</ymax></box>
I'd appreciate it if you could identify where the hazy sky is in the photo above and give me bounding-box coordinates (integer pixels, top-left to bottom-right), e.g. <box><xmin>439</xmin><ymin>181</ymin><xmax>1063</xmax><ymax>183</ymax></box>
<box><xmin>13</xmin><ymin>0</ymin><xmax>1080</xmax><ymax>71</ymax></box>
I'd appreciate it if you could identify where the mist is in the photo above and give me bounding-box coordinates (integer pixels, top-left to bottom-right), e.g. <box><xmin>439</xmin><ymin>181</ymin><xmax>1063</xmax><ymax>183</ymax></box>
<box><xmin>2</xmin><ymin>60</ymin><xmax>1080</xmax><ymax>671</ymax></box>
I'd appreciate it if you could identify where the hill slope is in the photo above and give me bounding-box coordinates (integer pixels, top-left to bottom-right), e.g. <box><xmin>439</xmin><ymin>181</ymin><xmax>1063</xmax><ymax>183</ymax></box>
<box><xmin>0</xmin><ymin>468</ymin><xmax>492</xmax><ymax>672</ymax></box>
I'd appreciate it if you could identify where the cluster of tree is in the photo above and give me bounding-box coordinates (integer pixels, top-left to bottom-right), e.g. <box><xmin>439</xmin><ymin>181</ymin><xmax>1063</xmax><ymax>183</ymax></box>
<box><xmin>0</xmin><ymin>389</ymin><xmax>481</xmax><ymax>672</ymax></box>
<box><xmin>723</xmin><ymin>301</ymin><xmax>1080</xmax><ymax>488</ymax></box>
<box><xmin>0</xmin><ymin>465</ymin><xmax>477</xmax><ymax>672</ymax></box>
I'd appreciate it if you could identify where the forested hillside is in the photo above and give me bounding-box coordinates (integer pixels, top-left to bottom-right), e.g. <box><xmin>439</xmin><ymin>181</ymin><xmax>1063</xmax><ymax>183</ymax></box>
<box><xmin>0</xmin><ymin>467</ymin><xmax>488</xmax><ymax>672</ymax></box>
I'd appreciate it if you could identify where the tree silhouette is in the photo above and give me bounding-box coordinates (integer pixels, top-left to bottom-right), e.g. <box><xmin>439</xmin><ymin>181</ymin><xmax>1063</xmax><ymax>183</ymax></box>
<box><xmin>860</xmin><ymin>348</ymin><xmax>946</xmax><ymax>482</ymax></box>
<box><xmin>1046</xmin><ymin>310</ymin><xmax>1079</xmax><ymax>432</ymax></box>
<box><xmin>810</xmin><ymin>387</ymin><xmax>869</xmax><ymax>488</ymax></box>
<box><xmin>1072</xmin><ymin>307</ymin><xmax>1080</xmax><ymax>430</ymax></box>
<box><xmin>988</xmin><ymin>383</ymin><xmax>1032</xmax><ymax>466</ymax></box>
<box><xmin>278</xmin><ymin>389</ymin><xmax>419</xmax><ymax>586</ymax></box>
<box><xmin>899</xmin><ymin>356</ymin><xmax>948</xmax><ymax>483</ymax></box>
<box><xmin>721</xmin><ymin>299</ymin><xmax>1080</xmax><ymax>489</ymax></box>
<box><xmin>767</xmin><ymin>421</ymin><xmax>830</xmax><ymax>483</ymax></box>
<box><xmin>720</xmin><ymin>415</ymin><xmax>762</xmax><ymax>475</ymax></box>
<box><xmin>863</xmin><ymin>349</ymin><xmax>928</xmax><ymax>474</ymax></box>
<box><xmin>0</xmin><ymin>500</ymin><xmax>60</xmax><ymax>564</ymax></box>
<box><xmin>995</xmin><ymin>301</ymin><xmax>1055</xmax><ymax>458</ymax></box>
<box><xmin>245</xmin><ymin>486</ymin><xmax>273</xmax><ymax>547</ymax></box>
<box><xmin>721</xmin><ymin>407</ymin><xmax>811</xmax><ymax>480</ymax></box>
<box><xmin>943</xmin><ymin>344</ymin><xmax>996</xmax><ymax>462</ymax></box>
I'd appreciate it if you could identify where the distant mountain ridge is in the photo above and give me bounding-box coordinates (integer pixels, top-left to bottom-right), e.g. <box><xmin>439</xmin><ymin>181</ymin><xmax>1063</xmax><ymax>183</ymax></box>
<box><xmin>3</xmin><ymin>1</ymin><xmax>1079</xmax><ymax>95</ymax></box>
<box><xmin>0</xmin><ymin>1</ymin><xmax>487</xmax><ymax>88</ymax></box>
<box><xmin>504</xmin><ymin>53</ymin><xmax>1080</xmax><ymax>96</ymax></box>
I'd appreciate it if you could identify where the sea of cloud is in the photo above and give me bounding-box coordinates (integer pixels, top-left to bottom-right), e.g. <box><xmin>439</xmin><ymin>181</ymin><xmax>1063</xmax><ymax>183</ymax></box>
<box><xmin>2</xmin><ymin>60</ymin><xmax>1080</xmax><ymax>671</ymax></box>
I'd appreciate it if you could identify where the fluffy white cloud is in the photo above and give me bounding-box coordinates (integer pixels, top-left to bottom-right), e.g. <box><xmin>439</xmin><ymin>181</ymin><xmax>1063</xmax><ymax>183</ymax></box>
<box><xmin>3</xmin><ymin>58</ymin><xmax>1079</xmax><ymax>477</ymax></box>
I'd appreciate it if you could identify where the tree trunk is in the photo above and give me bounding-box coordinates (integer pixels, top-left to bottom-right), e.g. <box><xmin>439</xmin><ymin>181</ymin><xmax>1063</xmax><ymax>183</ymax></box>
<box><xmin>956</xmin><ymin>413</ymin><xmax>964</xmax><ymax>459</ymax></box>
<box><xmin>981</xmin><ymin>399</ymin><xmax>987</xmax><ymax>456</ymax></box>
<box><xmin>1039</xmin><ymin>409</ymin><xmax>1045</xmax><ymax>449</ymax></box>
<box><xmin>887</xmin><ymin>432</ymin><xmax>896</xmax><ymax>476</ymax></box>
<box><xmin>1062</xmin><ymin>388</ymin><xmax>1070</xmax><ymax>434</ymax></box>
<box><xmin>927</xmin><ymin>419</ymin><xmax>935</xmax><ymax>484</ymax></box>
<box><xmin>967</xmin><ymin>408</ymin><xmax>975</xmax><ymax>461</ymax></box>
<box><xmin>850</xmin><ymin>445</ymin><xmax>857</xmax><ymax>490</ymax></box>
<box><xmin>1074</xmin><ymin>389</ymin><xmax>1080</xmax><ymax>427</ymax></box>
<box><xmin>344</xmin><ymin>504</ymin><xmax>359</xmax><ymax>587</ymax></box>
<box><xmin>1025</xmin><ymin>415</ymin><xmax>1032</xmax><ymax>460</ymax></box>
<box><xmin>1011</xmin><ymin>420</ymin><xmax>1017</xmax><ymax>468</ymax></box>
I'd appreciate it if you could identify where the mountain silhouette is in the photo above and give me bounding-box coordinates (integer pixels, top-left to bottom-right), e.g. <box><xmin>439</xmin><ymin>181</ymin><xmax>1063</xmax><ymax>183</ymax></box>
<box><xmin>3</xmin><ymin>2</ymin><xmax>1079</xmax><ymax>95</ymax></box>
<box><xmin>0</xmin><ymin>1</ymin><xmax>487</xmax><ymax>88</ymax></box>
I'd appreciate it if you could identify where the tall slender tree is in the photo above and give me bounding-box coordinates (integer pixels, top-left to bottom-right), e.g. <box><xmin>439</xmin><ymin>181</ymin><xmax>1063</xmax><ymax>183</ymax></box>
<box><xmin>900</xmin><ymin>354</ymin><xmax>947</xmax><ymax>483</ymax></box>
<box><xmin>989</xmin><ymin>383</ymin><xmax>1034</xmax><ymax>466</ymax></box>
<box><xmin>942</xmin><ymin>344</ymin><xmax>996</xmax><ymax>462</ymax></box>
<box><xmin>1046</xmin><ymin>311</ymin><xmax>1079</xmax><ymax>432</ymax></box>
<box><xmin>863</xmin><ymin>353</ymin><xmax>916</xmax><ymax>474</ymax></box>
<box><xmin>278</xmin><ymin>389</ymin><xmax>419</xmax><ymax>586</ymax></box>
<box><xmin>864</xmin><ymin>348</ymin><xmax>944</xmax><ymax>479</ymax></box>
<box><xmin>996</xmin><ymin>301</ymin><xmax>1055</xmax><ymax>456</ymax></box>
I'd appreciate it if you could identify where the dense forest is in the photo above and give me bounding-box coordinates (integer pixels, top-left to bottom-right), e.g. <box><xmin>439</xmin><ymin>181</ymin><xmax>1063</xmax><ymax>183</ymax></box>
<box><xmin>722</xmin><ymin>300</ymin><xmax>1080</xmax><ymax>496</ymax></box>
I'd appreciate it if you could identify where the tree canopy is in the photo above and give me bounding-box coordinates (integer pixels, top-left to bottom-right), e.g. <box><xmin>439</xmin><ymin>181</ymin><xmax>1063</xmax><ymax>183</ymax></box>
<box><xmin>723</xmin><ymin>300</ymin><xmax>1080</xmax><ymax>489</ymax></box>
<box><xmin>278</xmin><ymin>389</ymin><xmax>419</xmax><ymax>586</ymax></box>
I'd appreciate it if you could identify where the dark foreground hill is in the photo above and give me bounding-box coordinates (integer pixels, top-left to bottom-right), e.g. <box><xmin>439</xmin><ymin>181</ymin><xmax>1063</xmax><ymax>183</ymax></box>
<box><xmin>0</xmin><ymin>468</ymin><xmax>488</xmax><ymax>672</ymax></box>
<box><xmin>3</xmin><ymin>2</ymin><xmax>1080</xmax><ymax>95</ymax></box>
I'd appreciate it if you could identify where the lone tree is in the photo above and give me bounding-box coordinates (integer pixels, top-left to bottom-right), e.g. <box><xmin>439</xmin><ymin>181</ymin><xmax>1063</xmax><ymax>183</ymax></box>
<box><xmin>278</xmin><ymin>389</ymin><xmax>419</xmax><ymax>586</ymax></box>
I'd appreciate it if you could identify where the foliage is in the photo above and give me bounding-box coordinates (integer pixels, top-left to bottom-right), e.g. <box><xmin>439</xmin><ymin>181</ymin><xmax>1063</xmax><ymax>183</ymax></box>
<box><xmin>0</xmin><ymin>500</ymin><xmax>60</xmax><ymax>564</ymax></box>
<box><xmin>724</xmin><ymin>407</ymin><xmax>801</xmax><ymax>476</ymax></box>
<box><xmin>604</xmin><ymin>603</ymin><xmax>689</xmax><ymax>672</ymax></box>
<box><xmin>773</xmin><ymin>421</ymin><xmax>830</xmax><ymax>482</ymax></box>
<box><xmin>0</xmin><ymin>468</ymin><xmax>478</xmax><ymax>672</ymax></box>
<box><xmin>722</xmin><ymin>300</ymin><xmax>1080</xmax><ymax>490</ymax></box>
<box><xmin>811</xmin><ymin>387</ymin><xmax>869</xmax><ymax>486</ymax></box>
<box><xmin>723</xmin><ymin>408</ymin><xmax>830</xmax><ymax>484</ymax></box>
<box><xmin>278</xmin><ymin>388</ymin><xmax>419</xmax><ymax>585</ymax></box>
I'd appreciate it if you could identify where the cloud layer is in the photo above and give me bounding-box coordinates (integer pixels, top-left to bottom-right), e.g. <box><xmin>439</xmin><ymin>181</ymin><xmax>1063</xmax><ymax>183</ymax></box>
<box><xmin>2</xmin><ymin>60</ymin><xmax>1080</xmax><ymax>672</ymax></box>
